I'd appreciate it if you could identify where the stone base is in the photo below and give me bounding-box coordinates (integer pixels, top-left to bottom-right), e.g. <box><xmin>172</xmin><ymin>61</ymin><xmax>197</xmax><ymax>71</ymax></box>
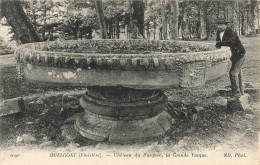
<box><xmin>75</xmin><ymin>86</ymin><xmax>173</xmax><ymax>144</ymax></box>
<box><xmin>0</xmin><ymin>97</ymin><xmax>25</xmax><ymax>117</ymax></box>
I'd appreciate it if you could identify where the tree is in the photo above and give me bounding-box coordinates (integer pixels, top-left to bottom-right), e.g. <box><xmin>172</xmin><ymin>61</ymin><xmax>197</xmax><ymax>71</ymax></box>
<box><xmin>144</xmin><ymin>0</ymin><xmax>161</xmax><ymax>40</ymax></box>
<box><xmin>247</xmin><ymin>0</ymin><xmax>257</xmax><ymax>36</ymax></box>
<box><xmin>126</xmin><ymin>0</ymin><xmax>145</xmax><ymax>39</ymax></box>
<box><xmin>161</xmin><ymin>0</ymin><xmax>167</xmax><ymax>40</ymax></box>
<box><xmin>132</xmin><ymin>0</ymin><xmax>145</xmax><ymax>38</ymax></box>
<box><xmin>94</xmin><ymin>0</ymin><xmax>108</xmax><ymax>39</ymax></box>
<box><xmin>103</xmin><ymin>0</ymin><xmax>126</xmax><ymax>39</ymax></box>
<box><xmin>1</xmin><ymin>0</ymin><xmax>259</xmax><ymax>42</ymax></box>
<box><xmin>198</xmin><ymin>1</ymin><xmax>207</xmax><ymax>39</ymax></box>
<box><xmin>168</xmin><ymin>0</ymin><xmax>179</xmax><ymax>40</ymax></box>
<box><xmin>1</xmin><ymin>0</ymin><xmax>41</xmax><ymax>44</ymax></box>
<box><xmin>179</xmin><ymin>1</ymin><xmax>190</xmax><ymax>40</ymax></box>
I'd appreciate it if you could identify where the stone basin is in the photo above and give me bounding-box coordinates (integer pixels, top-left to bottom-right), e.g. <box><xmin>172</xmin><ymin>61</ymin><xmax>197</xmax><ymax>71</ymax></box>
<box><xmin>15</xmin><ymin>39</ymin><xmax>231</xmax><ymax>143</ymax></box>
<box><xmin>15</xmin><ymin>39</ymin><xmax>231</xmax><ymax>89</ymax></box>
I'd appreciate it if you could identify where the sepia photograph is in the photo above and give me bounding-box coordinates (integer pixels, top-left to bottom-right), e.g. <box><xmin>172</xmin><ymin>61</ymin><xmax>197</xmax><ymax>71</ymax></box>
<box><xmin>0</xmin><ymin>0</ymin><xmax>259</xmax><ymax>164</ymax></box>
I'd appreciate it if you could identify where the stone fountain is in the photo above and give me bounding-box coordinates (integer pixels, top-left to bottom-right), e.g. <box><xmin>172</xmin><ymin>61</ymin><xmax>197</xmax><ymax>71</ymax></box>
<box><xmin>15</xmin><ymin>39</ymin><xmax>231</xmax><ymax>143</ymax></box>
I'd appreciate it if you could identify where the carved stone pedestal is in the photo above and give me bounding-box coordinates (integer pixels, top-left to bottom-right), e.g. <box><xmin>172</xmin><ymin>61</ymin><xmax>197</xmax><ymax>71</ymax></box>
<box><xmin>75</xmin><ymin>86</ymin><xmax>172</xmax><ymax>143</ymax></box>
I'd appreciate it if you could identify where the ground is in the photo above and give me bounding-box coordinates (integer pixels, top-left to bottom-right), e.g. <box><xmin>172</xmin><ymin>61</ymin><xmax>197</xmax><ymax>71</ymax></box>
<box><xmin>0</xmin><ymin>36</ymin><xmax>259</xmax><ymax>164</ymax></box>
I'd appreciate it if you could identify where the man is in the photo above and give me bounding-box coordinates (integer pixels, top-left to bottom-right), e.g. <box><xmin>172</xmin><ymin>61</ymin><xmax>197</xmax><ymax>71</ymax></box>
<box><xmin>215</xmin><ymin>18</ymin><xmax>246</xmax><ymax>97</ymax></box>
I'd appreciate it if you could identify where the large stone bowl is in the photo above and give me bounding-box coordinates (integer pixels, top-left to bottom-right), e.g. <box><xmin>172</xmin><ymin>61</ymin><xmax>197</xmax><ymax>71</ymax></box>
<box><xmin>15</xmin><ymin>39</ymin><xmax>231</xmax><ymax>143</ymax></box>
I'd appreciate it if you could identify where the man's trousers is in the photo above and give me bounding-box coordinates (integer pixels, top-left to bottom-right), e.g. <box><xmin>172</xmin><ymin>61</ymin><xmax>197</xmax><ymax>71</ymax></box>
<box><xmin>229</xmin><ymin>56</ymin><xmax>245</xmax><ymax>96</ymax></box>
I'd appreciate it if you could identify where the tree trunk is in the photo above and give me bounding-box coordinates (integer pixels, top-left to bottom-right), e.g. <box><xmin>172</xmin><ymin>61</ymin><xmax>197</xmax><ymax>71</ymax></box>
<box><xmin>162</xmin><ymin>0</ymin><xmax>167</xmax><ymax>40</ymax></box>
<box><xmin>1</xmin><ymin>0</ymin><xmax>41</xmax><ymax>44</ymax></box>
<box><xmin>42</xmin><ymin>0</ymin><xmax>47</xmax><ymax>40</ymax></box>
<box><xmin>238</xmin><ymin>6</ymin><xmax>241</xmax><ymax>35</ymax></box>
<box><xmin>108</xmin><ymin>21</ymin><xmax>113</xmax><ymax>39</ymax></box>
<box><xmin>198</xmin><ymin>2</ymin><xmax>207</xmax><ymax>39</ymax></box>
<box><xmin>154</xmin><ymin>21</ymin><xmax>156</xmax><ymax>40</ymax></box>
<box><xmin>241</xmin><ymin>12</ymin><xmax>246</xmax><ymax>35</ymax></box>
<box><xmin>181</xmin><ymin>1</ymin><xmax>190</xmax><ymax>40</ymax></box>
<box><xmin>131</xmin><ymin>0</ymin><xmax>145</xmax><ymax>39</ymax></box>
<box><xmin>94</xmin><ymin>0</ymin><xmax>108</xmax><ymax>39</ymax></box>
<box><xmin>159</xmin><ymin>27</ymin><xmax>163</xmax><ymax>40</ymax></box>
<box><xmin>169</xmin><ymin>0</ymin><xmax>179</xmax><ymax>40</ymax></box>
<box><xmin>247</xmin><ymin>0</ymin><xmax>257</xmax><ymax>36</ymax></box>
<box><xmin>147</xmin><ymin>21</ymin><xmax>150</xmax><ymax>39</ymax></box>
<box><xmin>127</xmin><ymin>0</ymin><xmax>133</xmax><ymax>39</ymax></box>
<box><xmin>73</xmin><ymin>29</ymin><xmax>78</xmax><ymax>40</ymax></box>
<box><xmin>116</xmin><ymin>21</ymin><xmax>120</xmax><ymax>39</ymax></box>
<box><xmin>32</xmin><ymin>0</ymin><xmax>37</xmax><ymax>28</ymax></box>
<box><xmin>232</xmin><ymin>2</ymin><xmax>239</xmax><ymax>33</ymax></box>
<box><xmin>50</xmin><ymin>27</ymin><xmax>54</xmax><ymax>41</ymax></box>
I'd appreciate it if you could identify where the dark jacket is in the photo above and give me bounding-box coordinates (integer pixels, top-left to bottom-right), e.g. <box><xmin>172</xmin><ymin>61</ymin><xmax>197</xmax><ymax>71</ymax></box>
<box><xmin>216</xmin><ymin>27</ymin><xmax>245</xmax><ymax>61</ymax></box>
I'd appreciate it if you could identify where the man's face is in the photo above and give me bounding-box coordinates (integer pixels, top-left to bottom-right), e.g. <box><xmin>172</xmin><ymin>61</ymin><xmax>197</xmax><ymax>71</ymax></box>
<box><xmin>217</xmin><ymin>24</ymin><xmax>227</xmax><ymax>32</ymax></box>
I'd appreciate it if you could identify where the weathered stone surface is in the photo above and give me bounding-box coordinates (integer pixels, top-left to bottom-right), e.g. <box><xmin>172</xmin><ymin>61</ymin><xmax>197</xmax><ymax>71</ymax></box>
<box><xmin>40</xmin><ymin>141</ymin><xmax>53</xmax><ymax>147</ymax></box>
<box><xmin>17</xmin><ymin>134</ymin><xmax>36</xmax><ymax>143</ymax></box>
<box><xmin>75</xmin><ymin>112</ymin><xmax>114</xmax><ymax>142</ymax></box>
<box><xmin>80</xmin><ymin>89</ymin><xmax>167</xmax><ymax>119</ymax></box>
<box><xmin>61</xmin><ymin>124</ymin><xmax>80</xmax><ymax>141</ymax></box>
<box><xmin>137</xmin><ymin>115</ymin><xmax>165</xmax><ymax>138</ymax></box>
<box><xmin>16</xmin><ymin>39</ymin><xmax>230</xmax><ymax>89</ymax></box>
<box><xmin>74</xmin><ymin>87</ymin><xmax>174</xmax><ymax>143</ymax></box>
<box><xmin>227</xmin><ymin>93</ymin><xmax>250</xmax><ymax>111</ymax></box>
<box><xmin>154</xmin><ymin>111</ymin><xmax>172</xmax><ymax>132</ymax></box>
<box><xmin>0</xmin><ymin>97</ymin><xmax>25</xmax><ymax>117</ymax></box>
<box><xmin>76</xmin><ymin>105</ymin><xmax>173</xmax><ymax>144</ymax></box>
<box><xmin>213</xmin><ymin>96</ymin><xmax>227</xmax><ymax>108</ymax></box>
<box><xmin>109</xmin><ymin>121</ymin><xmax>145</xmax><ymax>144</ymax></box>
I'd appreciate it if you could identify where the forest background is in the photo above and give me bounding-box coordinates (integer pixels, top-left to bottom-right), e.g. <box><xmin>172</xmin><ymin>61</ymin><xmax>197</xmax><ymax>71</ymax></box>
<box><xmin>0</xmin><ymin>0</ymin><xmax>259</xmax><ymax>47</ymax></box>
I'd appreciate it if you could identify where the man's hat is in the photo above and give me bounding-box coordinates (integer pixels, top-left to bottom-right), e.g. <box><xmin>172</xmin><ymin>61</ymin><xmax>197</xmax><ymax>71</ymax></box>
<box><xmin>214</xmin><ymin>18</ymin><xmax>231</xmax><ymax>24</ymax></box>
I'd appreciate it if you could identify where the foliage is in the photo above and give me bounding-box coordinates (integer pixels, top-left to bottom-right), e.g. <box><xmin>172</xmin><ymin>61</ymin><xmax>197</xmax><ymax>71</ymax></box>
<box><xmin>1</xmin><ymin>0</ymin><xmax>259</xmax><ymax>42</ymax></box>
<box><xmin>0</xmin><ymin>37</ymin><xmax>14</xmax><ymax>55</ymax></box>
